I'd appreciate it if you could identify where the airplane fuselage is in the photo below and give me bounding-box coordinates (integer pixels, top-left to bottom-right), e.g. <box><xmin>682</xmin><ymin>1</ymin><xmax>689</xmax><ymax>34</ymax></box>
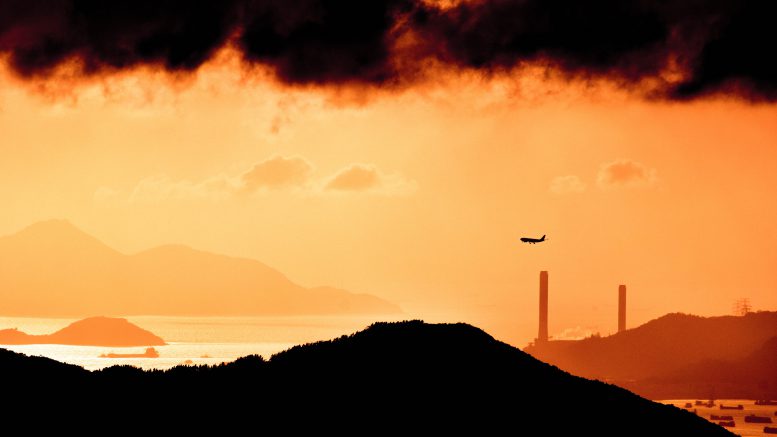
<box><xmin>520</xmin><ymin>235</ymin><xmax>546</xmax><ymax>244</ymax></box>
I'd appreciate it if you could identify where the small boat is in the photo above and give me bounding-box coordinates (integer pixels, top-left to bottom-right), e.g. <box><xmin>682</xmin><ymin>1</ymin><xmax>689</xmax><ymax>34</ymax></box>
<box><xmin>756</xmin><ymin>400</ymin><xmax>777</xmax><ymax>406</ymax></box>
<box><xmin>719</xmin><ymin>404</ymin><xmax>743</xmax><ymax>410</ymax></box>
<box><xmin>717</xmin><ymin>421</ymin><xmax>735</xmax><ymax>428</ymax></box>
<box><xmin>683</xmin><ymin>402</ymin><xmax>693</xmax><ymax>409</ymax></box>
<box><xmin>99</xmin><ymin>347</ymin><xmax>160</xmax><ymax>358</ymax></box>
<box><xmin>744</xmin><ymin>415</ymin><xmax>773</xmax><ymax>424</ymax></box>
<box><xmin>711</xmin><ymin>415</ymin><xmax>733</xmax><ymax>421</ymax></box>
<box><xmin>765</xmin><ymin>426</ymin><xmax>777</xmax><ymax>434</ymax></box>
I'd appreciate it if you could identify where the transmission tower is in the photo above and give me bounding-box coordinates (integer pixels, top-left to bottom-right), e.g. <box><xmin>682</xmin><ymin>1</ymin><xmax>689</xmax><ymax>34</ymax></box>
<box><xmin>733</xmin><ymin>298</ymin><xmax>752</xmax><ymax>316</ymax></box>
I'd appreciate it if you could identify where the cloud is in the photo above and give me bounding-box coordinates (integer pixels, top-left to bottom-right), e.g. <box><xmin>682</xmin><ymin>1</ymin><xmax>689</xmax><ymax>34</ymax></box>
<box><xmin>549</xmin><ymin>175</ymin><xmax>586</xmax><ymax>195</ymax></box>
<box><xmin>325</xmin><ymin>164</ymin><xmax>381</xmax><ymax>191</ymax></box>
<box><xmin>324</xmin><ymin>164</ymin><xmax>417</xmax><ymax>195</ymax></box>
<box><xmin>597</xmin><ymin>159</ymin><xmax>657</xmax><ymax>189</ymax></box>
<box><xmin>239</xmin><ymin>155</ymin><xmax>313</xmax><ymax>191</ymax></box>
<box><xmin>101</xmin><ymin>156</ymin><xmax>415</xmax><ymax>203</ymax></box>
<box><xmin>1</xmin><ymin>1</ymin><xmax>777</xmax><ymax>100</ymax></box>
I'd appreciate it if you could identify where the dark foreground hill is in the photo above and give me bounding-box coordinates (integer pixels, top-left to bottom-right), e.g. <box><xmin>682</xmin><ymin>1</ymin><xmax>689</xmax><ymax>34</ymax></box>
<box><xmin>0</xmin><ymin>316</ymin><xmax>165</xmax><ymax>346</ymax></box>
<box><xmin>0</xmin><ymin>321</ymin><xmax>729</xmax><ymax>434</ymax></box>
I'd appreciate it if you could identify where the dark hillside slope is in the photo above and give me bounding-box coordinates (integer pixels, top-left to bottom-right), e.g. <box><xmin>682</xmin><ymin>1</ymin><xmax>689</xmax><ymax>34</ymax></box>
<box><xmin>525</xmin><ymin>312</ymin><xmax>777</xmax><ymax>381</ymax></box>
<box><xmin>1</xmin><ymin>321</ymin><xmax>730</xmax><ymax>434</ymax></box>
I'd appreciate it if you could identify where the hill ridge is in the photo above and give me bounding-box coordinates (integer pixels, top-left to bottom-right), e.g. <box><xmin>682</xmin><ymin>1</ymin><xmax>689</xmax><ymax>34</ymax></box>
<box><xmin>0</xmin><ymin>321</ymin><xmax>731</xmax><ymax>435</ymax></box>
<box><xmin>0</xmin><ymin>220</ymin><xmax>400</xmax><ymax>316</ymax></box>
<box><xmin>525</xmin><ymin>311</ymin><xmax>777</xmax><ymax>398</ymax></box>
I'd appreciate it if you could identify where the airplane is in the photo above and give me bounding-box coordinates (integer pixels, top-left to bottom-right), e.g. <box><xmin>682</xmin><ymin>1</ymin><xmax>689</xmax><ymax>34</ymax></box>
<box><xmin>520</xmin><ymin>235</ymin><xmax>546</xmax><ymax>244</ymax></box>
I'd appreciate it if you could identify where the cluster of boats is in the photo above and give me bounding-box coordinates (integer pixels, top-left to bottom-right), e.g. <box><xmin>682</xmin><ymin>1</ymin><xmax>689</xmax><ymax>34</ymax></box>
<box><xmin>680</xmin><ymin>399</ymin><xmax>777</xmax><ymax>432</ymax></box>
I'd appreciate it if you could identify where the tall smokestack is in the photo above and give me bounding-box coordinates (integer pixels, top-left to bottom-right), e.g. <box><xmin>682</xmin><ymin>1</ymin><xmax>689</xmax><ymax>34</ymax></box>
<box><xmin>538</xmin><ymin>271</ymin><xmax>549</xmax><ymax>342</ymax></box>
<box><xmin>618</xmin><ymin>284</ymin><xmax>627</xmax><ymax>333</ymax></box>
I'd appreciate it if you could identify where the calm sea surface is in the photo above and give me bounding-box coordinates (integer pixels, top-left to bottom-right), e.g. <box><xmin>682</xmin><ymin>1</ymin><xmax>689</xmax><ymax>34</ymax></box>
<box><xmin>659</xmin><ymin>400</ymin><xmax>776</xmax><ymax>436</ymax></box>
<box><xmin>0</xmin><ymin>315</ymin><xmax>407</xmax><ymax>370</ymax></box>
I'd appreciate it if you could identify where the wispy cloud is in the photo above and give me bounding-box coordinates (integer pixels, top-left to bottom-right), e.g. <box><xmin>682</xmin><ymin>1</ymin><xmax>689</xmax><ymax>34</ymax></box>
<box><xmin>549</xmin><ymin>175</ymin><xmax>586</xmax><ymax>194</ymax></box>
<box><xmin>324</xmin><ymin>164</ymin><xmax>417</xmax><ymax>195</ymax></box>
<box><xmin>97</xmin><ymin>156</ymin><xmax>416</xmax><ymax>204</ymax></box>
<box><xmin>597</xmin><ymin>159</ymin><xmax>656</xmax><ymax>189</ymax></box>
<box><xmin>325</xmin><ymin>164</ymin><xmax>381</xmax><ymax>191</ymax></box>
<box><xmin>239</xmin><ymin>155</ymin><xmax>313</xmax><ymax>191</ymax></box>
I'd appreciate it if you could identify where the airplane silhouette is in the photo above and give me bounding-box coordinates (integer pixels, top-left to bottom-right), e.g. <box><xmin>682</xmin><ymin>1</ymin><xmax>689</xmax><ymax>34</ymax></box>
<box><xmin>520</xmin><ymin>235</ymin><xmax>546</xmax><ymax>244</ymax></box>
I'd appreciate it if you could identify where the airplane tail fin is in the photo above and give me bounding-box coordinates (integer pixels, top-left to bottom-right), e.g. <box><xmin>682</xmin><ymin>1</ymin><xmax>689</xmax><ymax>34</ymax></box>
<box><xmin>541</xmin><ymin>235</ymin><xmax>546</xmax><ymax>240</ymax></box>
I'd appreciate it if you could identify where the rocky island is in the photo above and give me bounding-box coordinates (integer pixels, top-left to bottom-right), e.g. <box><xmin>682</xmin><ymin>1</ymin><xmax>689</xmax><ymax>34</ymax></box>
<box><xmin>0</xmin><ymin>316</ymin><xmax>165</xmax><ymax>347</ymax></box>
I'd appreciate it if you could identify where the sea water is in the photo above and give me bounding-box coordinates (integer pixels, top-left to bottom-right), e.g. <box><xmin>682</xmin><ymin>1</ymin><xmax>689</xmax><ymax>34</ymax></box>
<box><xmin>0</xmin><ymin>315</ymin><xmax>407</xmax><ymax>370</ymax></box>
<box><xmin>660</xmin><ymin>400</ymin><xmax>776</xmax><ymax>437</ymax></box>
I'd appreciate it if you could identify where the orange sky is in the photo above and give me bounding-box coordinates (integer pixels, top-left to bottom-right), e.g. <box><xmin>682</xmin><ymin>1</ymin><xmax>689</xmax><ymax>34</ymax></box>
<box><xmin>1</xmin><ymin>55</ymin><xmax>776</xmax><ymax>347</ymax></box>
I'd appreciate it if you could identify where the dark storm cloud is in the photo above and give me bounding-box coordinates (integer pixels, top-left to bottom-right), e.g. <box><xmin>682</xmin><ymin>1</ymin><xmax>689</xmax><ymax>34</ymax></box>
<box><xmin>666</xmin><ymin>1</ymin><xmax>777</xmax><ymax>101</ymax></box>
<box><xmin>411</xmin><ymin>0</ymin><xmax>669</xmax><ymax>82</ymax></box>
<box><xmin>237</xmin><ymin>0</ymin><xmax>413</xmax><ymax>85</ymax></box>
<box><xmin>0</xmin><ymin>0</ymin><xmax>241</xmax><ymax>75</ymax></box>
<box><xmin>1</xmin><ymin>0</ymin><xmax>776</xmax><ymax>101</ymax></box>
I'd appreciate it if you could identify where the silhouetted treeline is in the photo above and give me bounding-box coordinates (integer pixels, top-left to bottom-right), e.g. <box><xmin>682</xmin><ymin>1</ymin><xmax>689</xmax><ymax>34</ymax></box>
<box><xmin>1</xmin><ymin>321</ymin><xmax>731</xmax><ymax>435</ymax></box>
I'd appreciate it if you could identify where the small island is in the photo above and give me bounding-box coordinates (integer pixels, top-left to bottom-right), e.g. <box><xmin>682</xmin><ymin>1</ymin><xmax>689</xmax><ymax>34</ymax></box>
<box><xmin>0</xmin><ymin>316</ymin><xmax>165</xmax><ymax>347</ymax></box>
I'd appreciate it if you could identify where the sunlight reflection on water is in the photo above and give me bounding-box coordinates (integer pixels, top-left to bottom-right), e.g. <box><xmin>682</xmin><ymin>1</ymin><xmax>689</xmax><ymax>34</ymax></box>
<box><xmin>0</xmin><ymin>315</ymin><xmax>406</xmax><ymax>370</ymax></box>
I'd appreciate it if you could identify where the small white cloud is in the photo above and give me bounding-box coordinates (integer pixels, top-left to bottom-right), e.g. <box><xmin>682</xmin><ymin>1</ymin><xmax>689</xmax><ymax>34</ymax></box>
<box><xmin>324</xmin><ymin>164</ymin><xmax>417</xmax><ymax>195</ymax></box>
<box><xmin>239</xmin><ymin>155</ymin><xmax>313</xmax><ymax>191</ymax></box>
<box><xmin>597</xmin><ymin>159</ymin><xmax>656</xmax><ymax>189</ymax></box>
<box><xmin>325</xmin><ymin>164</ymin><xmax>381</xmax><ymax>191</ymax></box>
<box><xmin>549</xmin><ymin>175</ymin><xmax>586</xmax><ymax>194</ymax></box>
<box><xmin>113</xmin><ymin>156</ymin><xmax>416</xmax><ymax>203</ymax></box>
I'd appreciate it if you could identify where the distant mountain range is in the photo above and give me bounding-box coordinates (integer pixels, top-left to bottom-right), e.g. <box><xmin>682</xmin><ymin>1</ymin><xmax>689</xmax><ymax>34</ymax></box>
<box><xmin>525</xmin><ymin>311</ymin><xmax>777</xmax><ymax>399</ymax></box>
<box><xmin>0</xmin><ymin>316</ymin><xmax>165</xmax><ymax>347</ymax></box>
<box><xmin>0</xmin><ymin>321</ymin><xmax>729</xmax><ymax>435</ymax></box>
<box><xmin>0</xmin><ymin>220</ymin><xmax>400</xmax><ymax>316</ymax></box>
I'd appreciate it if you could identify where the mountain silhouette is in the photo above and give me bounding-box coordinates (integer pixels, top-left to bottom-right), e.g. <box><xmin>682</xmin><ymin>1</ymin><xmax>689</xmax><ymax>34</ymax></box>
<box><xmin>525</xmin><ymin>311</ymin><xmax>777</xmax><ymax>398</ymax></box>
<box><xmin>0</xmin><ymin>220</ymin><xmax>400</xmax><ymax>316</ymax></box>
<box><xmin>0</xmin><ymin>317</ymin><xmax>165</xmax><ymax>347</ymax></box>
<box><xmin>0</xmin><ymin>321</ymin><xmax>730</xmax><ymax>434</ymax></box>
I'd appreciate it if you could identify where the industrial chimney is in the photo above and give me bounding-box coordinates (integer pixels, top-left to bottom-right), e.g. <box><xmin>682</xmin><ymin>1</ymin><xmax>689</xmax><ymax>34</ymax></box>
<box><xmin>618</xmin><ymin>284</ymin><xmax>626</xmax><ymax>333</ymax></box>
<box><xmin>538</xmin><ymin>271</ymin><xmax>549</xmax><ymax>342</ymax></box>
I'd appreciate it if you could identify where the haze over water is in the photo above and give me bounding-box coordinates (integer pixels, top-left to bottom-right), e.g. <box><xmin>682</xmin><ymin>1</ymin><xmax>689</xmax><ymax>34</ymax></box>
<box><xmin>0</xmin><ymin>315</ymin><xmax>406</xmax><ymax>370</ymax></box>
